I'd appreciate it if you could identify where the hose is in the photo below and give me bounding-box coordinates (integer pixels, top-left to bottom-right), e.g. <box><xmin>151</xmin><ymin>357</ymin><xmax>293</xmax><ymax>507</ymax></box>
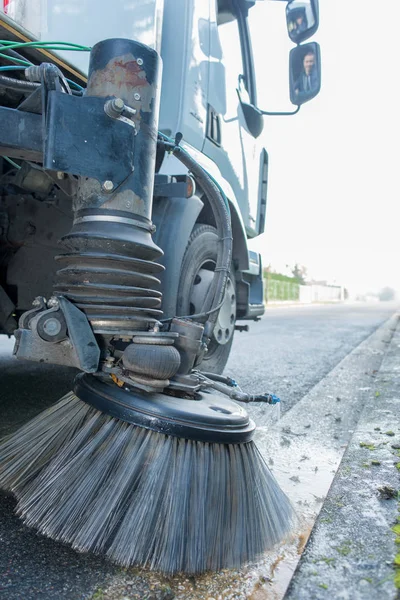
<box><xmin>159</xmin><ymin>137</ymin><xmax>232</xmax><ymax>335</ymax></box>
<box><xmin>196</xmin><ymin>371</ymin><xmax>281</xmax><ymax>405</ymax></box>
<box><xmin>0</xmin><ymin>73</ymin><xmax>39</xmax><ymax>92</ymax></box>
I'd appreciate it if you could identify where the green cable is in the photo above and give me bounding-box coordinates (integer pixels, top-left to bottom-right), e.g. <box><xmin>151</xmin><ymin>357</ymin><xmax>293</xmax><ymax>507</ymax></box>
<box><xmin>0</xmin><ymin>40</ymin><xmax>89</xmax><ymax>164</ymax></box>
<box><xmin>67</xmin><ymin>80</ymin><xmax>84</xmax><ymax>91</ymax></box>
<box><xmin>0</xmin><ymin>53</ymin><xmax>30</xmax><ymax>66</ymax></box>
<box><xmin>3</xmin><ymin>156</ymin><xmax>21</xmax><ymax>169</ymax></box>
<box><xmin>0</xmin><ymin>52</ymin><xmax>84</xmax><ymax>90</ymax></box>
<box><xmin>0</xmin><ymin>65</ymin><xmax>26</xmax><ymax>72</ymax></box>
<box><xmin>0</xmin><ymin>40</ymin><xmax>91</xmax><ymax>51</ymax></box>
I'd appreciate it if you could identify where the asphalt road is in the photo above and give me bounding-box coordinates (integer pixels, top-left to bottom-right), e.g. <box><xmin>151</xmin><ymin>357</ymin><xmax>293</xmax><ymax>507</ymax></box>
<box><xmin>0</xmin><ymin>302</ymin><xmax>398</xmax><ymax>600</ymax></box>
<box><xmin>226</xmin><ymin>302</ymin><xmax>399</xmax><ymax>412</ymax></box>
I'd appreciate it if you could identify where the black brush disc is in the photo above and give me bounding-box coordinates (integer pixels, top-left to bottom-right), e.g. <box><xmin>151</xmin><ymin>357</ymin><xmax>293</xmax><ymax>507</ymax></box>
<box><xmin>74</xmin><ymin>373</ymin><xmax>255</xmax><ymax>444</ymax></box>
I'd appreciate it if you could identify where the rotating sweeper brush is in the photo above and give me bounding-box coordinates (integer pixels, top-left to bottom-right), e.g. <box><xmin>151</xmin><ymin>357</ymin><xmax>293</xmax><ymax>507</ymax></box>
<box><xmin>0</xmin><ymin>38</ymin><xmax>293</xmax><ymax>574</ymax></box>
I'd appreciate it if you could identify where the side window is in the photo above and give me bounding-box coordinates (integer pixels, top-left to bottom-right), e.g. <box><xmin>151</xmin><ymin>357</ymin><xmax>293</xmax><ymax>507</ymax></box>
<box><xmin>217</xmin><ymin>17</ymin><xmax>244</xmax><ymax>120</ymax></box>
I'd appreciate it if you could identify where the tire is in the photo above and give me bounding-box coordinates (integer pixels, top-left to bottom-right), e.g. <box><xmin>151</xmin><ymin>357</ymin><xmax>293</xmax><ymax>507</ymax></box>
<box><xmin>177</xmin><ymin>224</ymin><xmax>236</xmax><ymax>374</ymax></box>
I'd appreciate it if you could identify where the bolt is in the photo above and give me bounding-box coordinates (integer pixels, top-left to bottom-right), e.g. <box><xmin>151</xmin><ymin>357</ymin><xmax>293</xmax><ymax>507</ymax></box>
<box><xmin>113</xmin><ymin>97</ymin><xmax>125</xmax><ymax>111</ymax></box>
<box><xmin>104</xmin><ymin>98</ymin><xmax>125</xmax><ymax>119</ymax></box>
<box><xmin>47</xmin><ymin>296</ymin><xmax>59</xmax><ymax>308</ymax></box>
<box><xmin>43</xmin><ymin>317</ymin><xmax>62</xmax><ymax>336</ymax></box>
<box><xmin>102</xmin><ymin>180</ymin><xmax>114</xmax><ymax>193</ymax></box>
<box><xmin>56</xmin><ymin>171</ymin><xmax>65</xmax><ymax>180</ymax></box>
<box><xmin>104</xmin><ymin>356</ymin><xmax>116</xmax><ymax>369</ymax></box>
<box><xmin>32</xmin><ymin>297</ymin><xmax>42</xmax><ymax>307</ymax></box>
<box><xmin>134</xmin><ymin>93</ymin><xmax>141</xmax><ymax>101</ymax></box>
<box><xmin>137</xmin><ymin>58</ymin><xmax>143</xmax><ymax>66</ymax></box>
<box><xmin>125</xmin><ymin>200</ymin><xmax>132</xmax><ymax>208</ymax></box>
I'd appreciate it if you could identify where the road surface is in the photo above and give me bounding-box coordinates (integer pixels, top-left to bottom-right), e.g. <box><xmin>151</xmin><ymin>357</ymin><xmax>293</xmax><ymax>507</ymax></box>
<box><xmin>0</xmin><ymin>302</ymin><xmax>398</xmax><ymax>599</ymax></box>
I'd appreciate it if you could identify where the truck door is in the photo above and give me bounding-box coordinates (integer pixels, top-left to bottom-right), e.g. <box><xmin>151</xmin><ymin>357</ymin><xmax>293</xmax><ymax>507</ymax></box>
<box><xmin>203</xmin><ymin>0</ymin><xmax>264</xmax><ymax>238</ymax></box>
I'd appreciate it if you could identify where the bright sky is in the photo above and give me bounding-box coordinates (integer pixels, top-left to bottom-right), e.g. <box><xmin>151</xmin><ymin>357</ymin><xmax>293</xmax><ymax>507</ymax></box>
<box><xmin>248</xmin><ymin>0</ymin><xmax>400</xmax><ymax>295</ymax></box>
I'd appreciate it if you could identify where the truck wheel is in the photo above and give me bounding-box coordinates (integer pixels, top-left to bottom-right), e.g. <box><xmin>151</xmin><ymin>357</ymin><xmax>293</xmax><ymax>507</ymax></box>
<box><xmin>177</xmin><ymin>224</ymin><xmax>236</xmax><ymax>374</ymax></box>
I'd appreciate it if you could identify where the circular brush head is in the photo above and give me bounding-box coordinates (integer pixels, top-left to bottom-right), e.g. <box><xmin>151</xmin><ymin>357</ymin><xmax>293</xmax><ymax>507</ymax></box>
<box><xmin>0</xmin><ymin>376</ymin><xmax>295</xmax><ymax>575</ymax></box>
<box><xmin>74</xmin><ymin>373</ymin><xmax>256</xmax><ymax>444</ymax></box>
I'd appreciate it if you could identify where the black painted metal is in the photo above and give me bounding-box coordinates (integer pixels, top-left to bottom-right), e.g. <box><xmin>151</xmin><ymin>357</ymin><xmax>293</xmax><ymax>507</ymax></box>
<box><xmin>44</xmin><ymin>93</ymin><xmax>135</xmax><ymax>186</ymax></box>
<box><xmin>74</xmin><ymin>373</ymin><xmax>255</xmax><ymax>444</ymax></box>
<box><xmin>0</xmin><ymin>106</ymin><xmax>42</xmax><ymax>162</ymax></box>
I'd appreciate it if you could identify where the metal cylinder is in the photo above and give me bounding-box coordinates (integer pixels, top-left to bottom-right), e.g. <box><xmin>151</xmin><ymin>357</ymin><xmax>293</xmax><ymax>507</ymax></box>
<box><xmin>54</xmin><ymin>39</ymin><xmax>164</xmax><ymax>336</ymax></box>
<box><xmin>84</xmin><ymin>37</ymin><xmax>161</xmax><ymax>221</ymax></box>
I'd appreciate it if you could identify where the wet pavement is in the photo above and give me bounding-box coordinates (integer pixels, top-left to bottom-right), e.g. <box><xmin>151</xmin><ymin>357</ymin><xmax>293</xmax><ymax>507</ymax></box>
<box><xmin>0</xmin><ymin>302</ymin><xmax>398</xmax><ymax>599</ymax></box>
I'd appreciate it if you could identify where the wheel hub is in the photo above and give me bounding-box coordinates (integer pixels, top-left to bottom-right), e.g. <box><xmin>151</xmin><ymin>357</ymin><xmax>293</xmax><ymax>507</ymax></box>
<box><xmin>189</xmin><ymin>268</ymin><xmax>236</xmax><ymax>345</ymax></box>
<box><xmin>213</xmin><ymin>277</ymin><xmax>236</xmax><ymax>345</ymax></box>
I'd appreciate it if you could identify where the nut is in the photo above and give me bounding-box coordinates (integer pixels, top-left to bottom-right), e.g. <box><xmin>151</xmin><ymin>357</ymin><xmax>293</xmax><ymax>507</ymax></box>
<box><xmin>47</xmin><ymin>297</ymin><xmax>59</xmax><ymax>308</ymax></box>
<box><xmin>113</xmin><ymin>97</ymin><xmax>125</xmax><ymax>111</ymax></box>
<box><xmin>133</xmin><ymin>92</ymin><xmax>141</xmax><ymax>101</ymax></box>
<box><xmin>136</xmin><ymin>58</ymin><xmax>143</xmax><ymax>66</ymax></box>
<box><xmin>102</xmin><ymin>180</ymin><xmax>114</xmax><ymax>193</ymax></box>
<box><xmin>104</xmin><ymin>98</ymin><xmax>125</xmax><ymax>119</ymax></box>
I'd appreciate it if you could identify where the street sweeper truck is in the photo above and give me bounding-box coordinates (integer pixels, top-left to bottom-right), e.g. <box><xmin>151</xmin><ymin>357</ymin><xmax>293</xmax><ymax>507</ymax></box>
<box><xmin>0</xmin><ymin>0</ymin><xmax>321</xmax><ymax>575</ymax></box>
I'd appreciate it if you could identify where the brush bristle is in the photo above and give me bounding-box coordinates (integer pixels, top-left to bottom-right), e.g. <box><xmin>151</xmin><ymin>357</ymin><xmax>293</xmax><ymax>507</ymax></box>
<box><xmin>0</xmin><ymin>393</ymin><xmax>294</xmax><ymax>575</ymax></box>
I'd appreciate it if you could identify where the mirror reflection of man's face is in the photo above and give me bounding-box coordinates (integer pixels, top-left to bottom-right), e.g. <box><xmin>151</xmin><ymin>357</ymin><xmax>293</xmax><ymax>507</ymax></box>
<box><xmin>296</xmin><ymin>16</ymin><xmax>303</xmax><ymax>25</ymax></box>
<box><xmin>303</xmin><ymin>53</ymin><xmax>315</xmax><ymax>75</ymax></box>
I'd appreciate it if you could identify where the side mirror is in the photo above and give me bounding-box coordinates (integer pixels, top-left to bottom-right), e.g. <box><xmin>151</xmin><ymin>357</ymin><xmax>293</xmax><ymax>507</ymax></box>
<box><xmin>286</xmin><ymin>0</ymin><xmax>319</xmax><ymax>45</ymax></box>
<box><xmin>289</xmin><ymin>42</ymin><xmax>321</xmax><ymax>106</ymax></box>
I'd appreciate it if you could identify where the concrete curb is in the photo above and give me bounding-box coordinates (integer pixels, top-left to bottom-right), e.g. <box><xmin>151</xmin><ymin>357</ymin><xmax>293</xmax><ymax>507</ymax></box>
<box><xmin>285</xmin><ymin>314</ymin><xmax>400</xmax><ymax>600</ymax></box>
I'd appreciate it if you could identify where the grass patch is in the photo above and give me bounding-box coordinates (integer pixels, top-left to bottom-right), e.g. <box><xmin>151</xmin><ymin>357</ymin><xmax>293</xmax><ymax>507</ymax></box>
<box><xmin>335</xmin><ymin>542</ymin><xmax>352</xmax><ymax>556</ymax></box>
<box><xmin>318</xmin><ymin>583</ymin><xmax>328</xmax><ymax>590</ymax></box>
<box><xmin>360</xmin><ymin>442</ymin><xmax>376</xmax><ymax>450</ymax></box>
<box><xmin>317</xmin><ymin>557</ymin><xmax>336</xmax><ymax>566</ymax></box>
<box><xmin>395</xmin><ymin>569</ymin><xmax>400</xmax><ymax>589</ymax></box>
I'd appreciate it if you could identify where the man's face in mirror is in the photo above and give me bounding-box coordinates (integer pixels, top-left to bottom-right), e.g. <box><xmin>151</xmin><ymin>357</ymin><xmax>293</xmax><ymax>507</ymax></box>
<box><xmin>303</xmin><ymin>52</ymin><xmax>315</xmax><ymax>75</ymax></box>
